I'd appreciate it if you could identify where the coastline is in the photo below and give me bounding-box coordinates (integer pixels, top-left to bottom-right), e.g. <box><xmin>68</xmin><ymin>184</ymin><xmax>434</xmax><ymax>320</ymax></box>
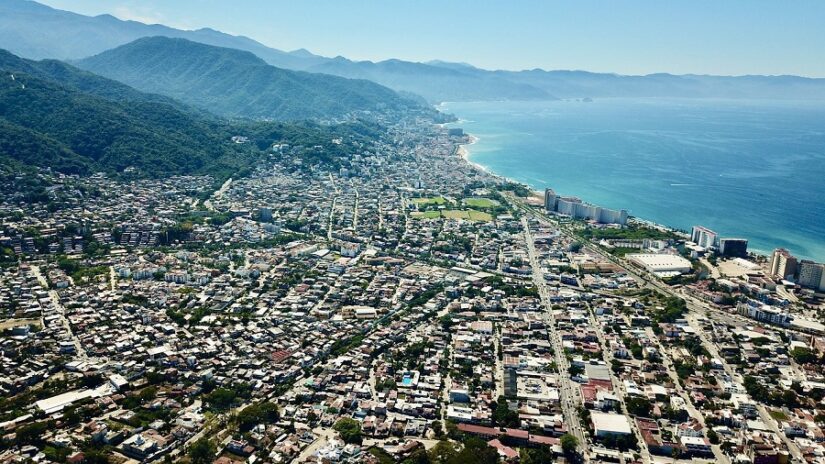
<box><xmin>454</xmin><ymin>131</ymin><xmax>765</xmax><ymax>259</ymax></box>
<box><xmin>457</xmin><ymin>134</ymin><xmax>538</xmax><ymax>195</ymax></box>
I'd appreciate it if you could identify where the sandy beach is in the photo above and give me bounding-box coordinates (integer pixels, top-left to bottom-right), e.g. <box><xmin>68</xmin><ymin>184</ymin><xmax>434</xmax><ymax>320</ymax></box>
<box><xmin>456</xmin><ymin>133</ymin><xmax>546</xmax><ymax>203</ymax></box>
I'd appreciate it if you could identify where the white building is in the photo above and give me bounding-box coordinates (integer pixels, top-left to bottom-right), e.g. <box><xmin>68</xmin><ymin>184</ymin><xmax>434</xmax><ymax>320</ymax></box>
<box><xmin>591</xmin><ymin>411</ymin><xmax>633</xmax><ymax>437</ymax></box>
<box><xmin>627</xmin><ymin>253</ymin><xmax>692</xmax><ymax>277</ymax></box>
<box><xmin>690</xmin><ymin>225</ymin><xmax>718</xmax><ymax>249</ymax></box>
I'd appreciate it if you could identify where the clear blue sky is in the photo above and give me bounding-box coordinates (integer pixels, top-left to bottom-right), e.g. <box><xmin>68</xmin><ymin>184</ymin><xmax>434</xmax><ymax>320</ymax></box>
<box><xmin>40</xmin><ymin>0</ymin><xmax>825</xmax><ymax>76</ymax></box>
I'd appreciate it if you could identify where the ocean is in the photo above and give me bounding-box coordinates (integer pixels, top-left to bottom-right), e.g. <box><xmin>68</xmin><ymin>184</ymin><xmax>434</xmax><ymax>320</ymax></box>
<box><xmin>440</xmin><ymin>98</ymin><xmax>825</xmax><ymax>261</ymax></box>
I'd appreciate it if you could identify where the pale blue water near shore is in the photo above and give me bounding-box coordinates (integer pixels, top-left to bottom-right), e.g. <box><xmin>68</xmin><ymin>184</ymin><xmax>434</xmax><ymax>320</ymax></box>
<box><xmin>441</xmin><ymin>98</ymin><xmax>825</xmax><ymax>261</ymax></box>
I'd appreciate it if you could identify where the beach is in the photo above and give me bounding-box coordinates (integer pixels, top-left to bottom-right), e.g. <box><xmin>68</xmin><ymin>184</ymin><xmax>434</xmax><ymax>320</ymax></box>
<box><xmin>443</xmin><ymin>98</ymin><xmax>825</xmax><ymax>261</ymax></box>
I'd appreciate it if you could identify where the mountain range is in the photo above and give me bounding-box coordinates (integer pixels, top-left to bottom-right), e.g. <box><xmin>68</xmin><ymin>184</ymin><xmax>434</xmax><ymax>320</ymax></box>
<box><xmin>76</xmin><ymin>37</ymin><xmax>425</xmax><ymax>121</ymax></box>
<box><xmin>0</xmin><ymin>49</ymin><xmax>380</xmax><ymax>178</ymax></box>
<box><xmin>3</xmin><ymin>0</ymin><xmax>825</xmax><ymax>102</ymax></box>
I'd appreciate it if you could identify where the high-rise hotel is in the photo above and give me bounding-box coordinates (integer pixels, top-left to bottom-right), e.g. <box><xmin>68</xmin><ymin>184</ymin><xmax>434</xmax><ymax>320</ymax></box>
<box><xmin>544</xmin><ymin>188</ymin><xmax>628</xmax><ymax>225</ymax></box>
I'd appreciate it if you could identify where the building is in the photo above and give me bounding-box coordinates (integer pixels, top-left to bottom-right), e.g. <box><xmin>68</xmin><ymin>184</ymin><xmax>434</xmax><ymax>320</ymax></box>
<box><xmin>591</xmin><ymin>411</ymin><xmax>633</xmax><ymax>437</ymax></box>
<box><xmin>504</xmin><ymin>368</ymin><xmax>517</xmax><ymax>397</ymax></box>
<box><xmin>680</xmin><ymin>436</ymin><xmax>712</xmax><ymax>455</ymax></box>
<box><xmin>719</xmin><ymin>238</ymin><xmax>748</xmax><ymax>257</ymax></box>
<box><xmin>768</xmin><ymin>248</ymin><xmax>797</xmax><ymax>280</ymax></box>
<box><xmin>258</xmin><ymin>207</ymin><xmax>272</xmax><ymax>222</ymax></box>
<box><xmin>545</xmin><ymin>189</ymin><xmax>627</xmax><ymax>226</ymax></box>
<box><xmin>797</xmin><ymin>260</ymin><xmax>824</xmax><ymax>289</ymax></box>
<box><xmin>340</xmin><ymin>241</ymin><xmax>361</xmax><ymax>258</ymax></box>
<box><xmin>736</xmin><ymin>301</ymin><xmax>791</xmax><ymax>326</ymax></box>
<box><xmin>544</xmin><ymin>188</ymin><xmax>557</xmax><ymax>212</ymax></box>
<box><xmin>690</xmin><ymin>226</ymin><xmax>718</xmax><ymax>249</ymax></box>
<box><xmin>627</xmin><ymin>253</ymin><xmax>692</xmax><ymax>277</ymax></box>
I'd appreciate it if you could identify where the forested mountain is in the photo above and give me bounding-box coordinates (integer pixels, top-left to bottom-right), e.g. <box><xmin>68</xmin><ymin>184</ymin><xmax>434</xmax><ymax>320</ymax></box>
<box><xmin>0</xmin><ymin>50</ymin><xmax>381</xmax><ymax>178</ymax></box>
<box><xmin>0</xmin><ymin>49</ymin><xmax>195</xmax><ymax>111</ymax></box>
<box><xmin>77</xmin><ymin>37</ymin><xmax>424</xmax><ymax>120</ymax></box>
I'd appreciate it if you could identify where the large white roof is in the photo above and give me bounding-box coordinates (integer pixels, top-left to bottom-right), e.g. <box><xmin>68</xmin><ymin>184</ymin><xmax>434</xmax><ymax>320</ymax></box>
<box><xmin>591</xmin><ymin>411</ymin><xmax>633</xmax><ymax>435</ymax></box>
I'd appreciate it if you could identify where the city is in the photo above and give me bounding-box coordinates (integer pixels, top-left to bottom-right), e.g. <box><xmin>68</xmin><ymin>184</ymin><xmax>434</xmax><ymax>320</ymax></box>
<box><xmin>2</xmin><ymin>117</ymin><xmax>824</xmax><ymax>464</ymax></box>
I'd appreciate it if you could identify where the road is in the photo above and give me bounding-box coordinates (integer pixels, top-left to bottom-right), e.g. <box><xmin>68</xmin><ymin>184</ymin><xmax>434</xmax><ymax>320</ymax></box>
<box><xmin>521</xmin><ymin>217</ymin><xmax>589</xmax><ymax>461</ymax></box>
<box><xmin>109</xmin><ymin>265</ymin><xmax>117</xmax><ymax>291</ymax></box>
<box><xmin>508</xmin><ymin>194</ymin><xmax>802</xmax><ymax>464</ymax></box>
<box><xmin>352</xmin><ymin>186</ymin><xmax>360</xmax><ymax>231</ymax></box>
<box><xmin>585</xmin><ymin>307</ymin><xmax>652</xmax><ymax>463</ymax></box>
<box><xmin>31</xmin><ymin>265</ymin><xmax>87</xmax><ymax>361</ymax></box>
<box><xmin>327</xmin><ymin>196</ymin><xmax>337</xmax><ymax>241</ymax></box>
<box><xmin>203</xmin><ymin>177</ymin><xmax>232</xmax><ymax>211</ymax></box>
<box><xmin>686</xmin><ymin>313</ymin><xmax>805</xmax><ymax>463</ymax></box>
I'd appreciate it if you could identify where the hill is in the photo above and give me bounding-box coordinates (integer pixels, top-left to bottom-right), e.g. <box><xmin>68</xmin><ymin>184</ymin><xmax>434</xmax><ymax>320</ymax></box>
<box><xmin>0</xmin><ymin>49</ymin><xmax>196</xmax><ymax>111</ymax></box>
<box><xmin>77</xmin><ymin>37</ymin><xmax>424</xmax><ymax>120</ymax></box>
<box><xmin>0</xmin><ymin>50</ymin><xmax>381</xmax><ymax>178</ymax></box>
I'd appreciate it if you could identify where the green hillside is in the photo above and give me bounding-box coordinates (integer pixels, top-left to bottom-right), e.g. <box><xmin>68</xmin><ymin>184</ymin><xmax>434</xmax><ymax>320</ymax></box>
<box><xmin>77</xmin><ymin>37</ymin><xmax>425</xmax><ymax>120</ymax></box>
<box><xmin>0</xmin><ymin>50</ymin><xmax>386</xmax><ymax>179</ymax></box>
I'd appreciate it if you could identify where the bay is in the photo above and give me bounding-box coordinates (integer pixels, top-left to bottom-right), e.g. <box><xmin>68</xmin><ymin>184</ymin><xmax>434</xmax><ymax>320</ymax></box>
<box><xmin>441</xmin><ymin>98</ymin><xmax>825</xmax><ymax>261</ymax></box>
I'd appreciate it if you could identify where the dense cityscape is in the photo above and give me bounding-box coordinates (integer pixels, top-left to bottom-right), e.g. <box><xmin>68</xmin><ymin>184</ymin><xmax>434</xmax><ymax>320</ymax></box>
<box><xmin>2</xmin><ymin>112</ymin><xmax>825</xmax><ymax>464</ymax></box>
<box><xmin>2</xmin><ymin>1</ymin><xmax>825</xmax><ymax>464</ymax></box>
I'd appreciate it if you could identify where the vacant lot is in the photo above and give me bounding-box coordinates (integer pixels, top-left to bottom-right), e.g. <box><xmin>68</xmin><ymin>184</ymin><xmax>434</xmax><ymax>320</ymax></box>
<box><xmin>412</xmin><ymin>196</ymin><xmax>447</xmax><ymax>206</ymax></box>
<box><xmin>464</xmin><ymin>197</ymin><xmax>499</xmax><ymax>208</ymax></box>
<box><xmin>0</xmin><ymin>318</ymin><xmax>41</xmax><ymax>331</ymax></box>
<box><xmin>442</xmin><ymin>210</ymin><xmax>493</xmax><ymax>221</ymax></box>
<box><xmin>410</xmin><ymin>211</ymin><xmax>441</xmax><ymax>219</ymax></box>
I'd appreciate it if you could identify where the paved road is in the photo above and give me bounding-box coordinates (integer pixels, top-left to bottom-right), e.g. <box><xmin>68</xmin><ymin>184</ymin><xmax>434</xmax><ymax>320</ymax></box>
<box><xmin>686</xmin><ymin>313</ymin><xmax>804</xmax><ymax>463</ymax></box>
<box><xmin>521</xmin><ymin>217</ymin><xmax>589</xmax><ymax>461</ymax></box>
<box><xmin>327</xmin><ymin>196</ymin><xmax>337</xmax><ymax>241</ymax></box>
<box><xmin>203</xmin><ymin>177</ymin><xmax>232</xmax><ymax>211</ymax></box>
<box><xmin>509</xmin><ymin>197</ymin><xmax>744</xmax><ymax>463</ymax></box>
<box><xmin>31</xmin><ymin>265</ymin><xmax>87</xmax><ymax>361</ymax></box>
<box><xmin>585</xmin><ymin>308</ymin><xmax>652</xmax><ymax>463</ymax></box>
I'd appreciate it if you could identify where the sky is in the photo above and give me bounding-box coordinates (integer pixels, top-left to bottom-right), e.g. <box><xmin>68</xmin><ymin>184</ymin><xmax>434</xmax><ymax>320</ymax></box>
<box><xmin>39</xmin><ymin>0</ymin><xmax>825</xmax><ymax>77</ymax></box>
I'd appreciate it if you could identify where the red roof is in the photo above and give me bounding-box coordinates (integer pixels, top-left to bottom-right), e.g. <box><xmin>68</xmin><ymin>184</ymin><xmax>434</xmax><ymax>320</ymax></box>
<box><xmin>271</xmin><ymin>350</ymin><xmax>292</xmax><ymax>363</ymax></box>
<box><xmin>528</xmin><ymin>434</ymin><xmax>559</xmax><ymax>446</ymax></box>
<box><xmin>580</xmin><ymin>384</ymin><xmax>597</xmax><ymax>402</ymax></box>
<box><xmin>458</xmin><ymin>423</ymin><xmax>500</xmax><ymax>436</ymax></box>
<box><xmin>487</xmin><ymin>439</ymin><xmax>519</xmax><ymax>459</ymax></box>
<box><xmin>504</xmin><ymin>428</ymin><xmax>529</xmax><ymax>439</ymax></box>
<box><xmin>589</xmin><ymin>379</ymin><xmax>613</xmax><ymax>391</ymax></box>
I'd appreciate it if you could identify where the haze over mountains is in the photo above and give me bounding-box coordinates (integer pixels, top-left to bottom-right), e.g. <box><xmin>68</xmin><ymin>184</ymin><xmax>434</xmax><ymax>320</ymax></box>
<box><xmin>77</xmin><ymin>37</ymin><xmax>425</xmax><ymax>120</ymax></box>
<box><xmin>0</xmin><ymin>49</ymin><xmax>258</xmax><ymax>176</ymax></box>
<box><xmin>3</xmin><ymin>0</ymin><xmax>825</xmax><ymax>103</ymax></box>
<box><xmin>0</xmin><ymin>49</ymin><xmax>387</xmax><ymax>177</ymax></box>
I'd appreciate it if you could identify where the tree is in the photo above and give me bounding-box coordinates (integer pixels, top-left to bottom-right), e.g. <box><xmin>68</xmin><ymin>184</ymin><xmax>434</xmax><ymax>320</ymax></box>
<box><xmin>189</xmin><ymin>438</ymin><xmax>215</xmax><ymax>464</ymax></box>
<box><xmin>790</xmin><ymin>347</ymin><xmax>817</xmax><ymax>364</ymax></box>
<box><xmin>561</xmin><ymin>433</ymin><xmax>579</xmax><ymax>455</ymax></box>
<box><xmin>431</xmin><ymin>420</ymin><xmax>444</xmax><ymax>438</ymax></box>
<box><xmin>204</xmin><ymin>387</ymin><xmax>236</xmax><ymax>411</ymax></box>
<box><xmin>404</xmin><ymin>448</ymin><xmax>431</xmax><ymax>464</ymax></box>
<box><xmin>15</xmin><ymin>422</ymin><xmax>49</xmax><ymax>446</ymax></box>
<box><xmin>447</xmin><ymin>437</ymin><xmax>498</xmax><ymax>464</ymax></box>
<box><xmin>333</xmin><ymin>418</ymin><xmax>362</xmax><ymax>444</ymax></box>
<box><xmin>428</xmin><ymin>440</ymin><xmax>459</xmax><ymax>464</ymax></box>
<box><xmin>568</xmin><ymin>364</ymin><xmax>584</xmax><ymax>377</ymax></box>
<box><xmin>625</xmin><ymin>396</ymin><xmax>652</xmax><ymax>417</ymax></box>
<box><xmin>492</xmin><ymin>396</ymin><xmax>520</xmax><ymax>427</ymax></box>
<box><xmin>520</xmin><ymin>447</ymin><xmax>554</xmax><ymax>464</ymax></box>
<box><xmin>236</xmin><ymin>401</ymin><xmax>279</xmax><ymax>432</ymax></box>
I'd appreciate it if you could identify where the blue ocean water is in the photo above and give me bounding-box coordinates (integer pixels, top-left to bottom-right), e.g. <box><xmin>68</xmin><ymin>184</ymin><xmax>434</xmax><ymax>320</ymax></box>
<box><xmin>441</xmin><ymin>98</ymin><xmax>825</xmax><ymax>261</ymax></box>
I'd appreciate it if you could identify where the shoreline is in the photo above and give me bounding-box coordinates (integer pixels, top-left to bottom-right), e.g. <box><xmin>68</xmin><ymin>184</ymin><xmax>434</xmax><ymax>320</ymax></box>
<box><xmin>457</xmin><ymin>134</ymin><xmax>535</xmax><ymax>193</ymax></box>
<box><xmin>453</xmin><ymin>131</ymin><xmax>773</xmax><ymax>262</ymax></box>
